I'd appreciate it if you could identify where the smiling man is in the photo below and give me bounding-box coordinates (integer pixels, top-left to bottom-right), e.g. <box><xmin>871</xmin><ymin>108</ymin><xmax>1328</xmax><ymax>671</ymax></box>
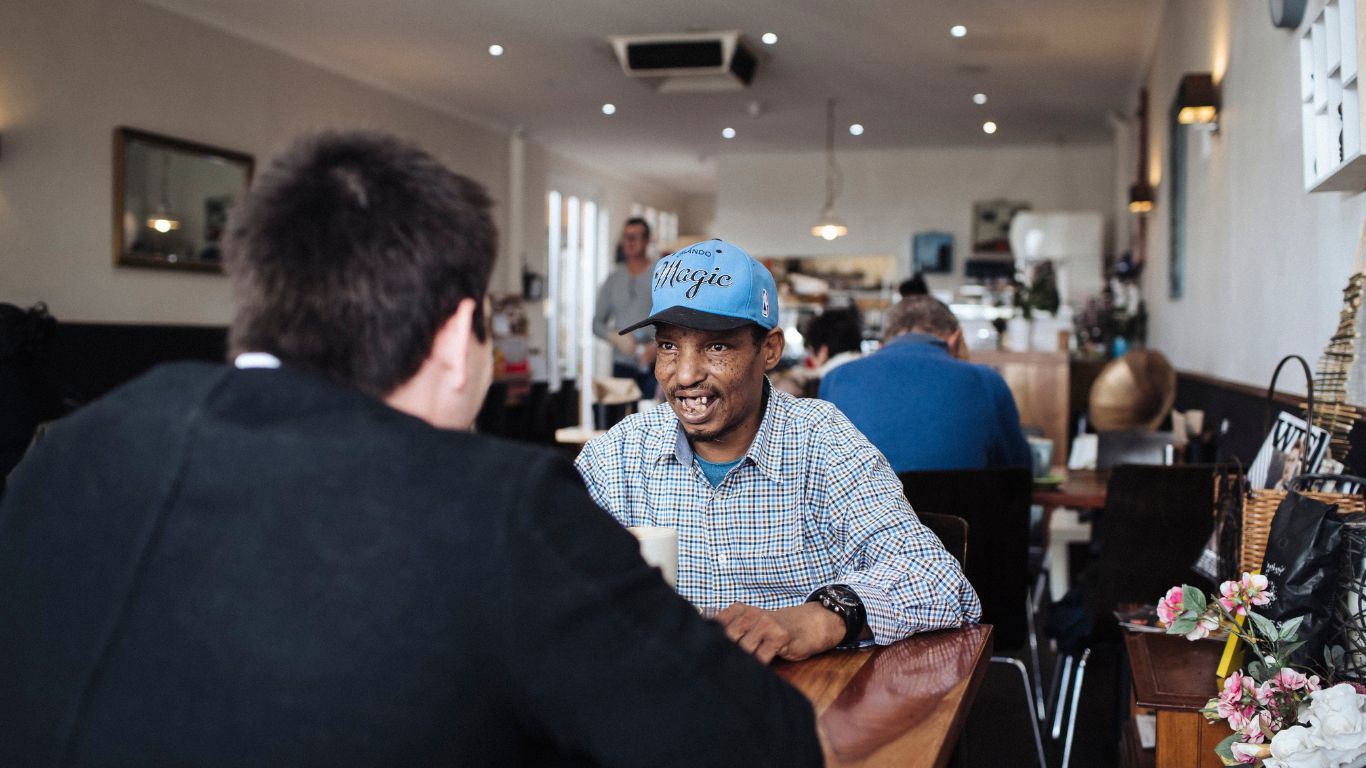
<box><xmin>575</xmin><ymin>240</ymin><xmax>980</xmax><ymax>664</ymax></box>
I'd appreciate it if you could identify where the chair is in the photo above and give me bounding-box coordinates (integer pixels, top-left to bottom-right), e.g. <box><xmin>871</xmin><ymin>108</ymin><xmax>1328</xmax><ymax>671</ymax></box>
<box><xmin>900</xmin><ymin>466</ymin><xmax>1046</xmax><ymax>767</ymax></box>
<box><xmin>1047</xmin><ymin>464</ymin><xmax>1218</xmax><ymax>768</ymax></box>
<box><xmin>916</xmin><ymin>511</ymin><xmax>968</xmax><ymax>568</ymax></box>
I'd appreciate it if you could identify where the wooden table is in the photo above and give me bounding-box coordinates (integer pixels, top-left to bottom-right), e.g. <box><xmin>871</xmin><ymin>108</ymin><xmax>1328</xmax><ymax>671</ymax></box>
<box><xmin>774</xmin><ymin>624</ymin><xmax>993</xmax><ymax>768</ymax></box>
<box><xmin>1124</xmin><ymin>631</ymin><xmax>1227</xmax><ymax>768</ymax></box>
<box><xmin>1034</xmin><ymin>469</ymin><xmax>1109</xmax><ymax>600</ymax></box>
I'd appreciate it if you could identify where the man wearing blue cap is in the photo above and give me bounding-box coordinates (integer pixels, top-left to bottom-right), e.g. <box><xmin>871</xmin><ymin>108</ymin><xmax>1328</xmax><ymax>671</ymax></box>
<box><xmin>576</xmin><ymin>240</ymin><xmax>980</xmax><ymax>664</ymax></box>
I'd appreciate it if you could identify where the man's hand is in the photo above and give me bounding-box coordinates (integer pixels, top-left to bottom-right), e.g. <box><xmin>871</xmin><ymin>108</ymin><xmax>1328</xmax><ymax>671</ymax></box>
<box><xmin>714</xmin><ymin>602</ymin><xmax>846</xmax><ymax>664</ymax></box>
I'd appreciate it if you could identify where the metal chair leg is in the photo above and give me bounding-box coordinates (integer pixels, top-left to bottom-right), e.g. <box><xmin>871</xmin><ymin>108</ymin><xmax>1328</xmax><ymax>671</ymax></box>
<box><xmin>1050</xmin><ymin>654</ymin><xmax>1074</xmax><ymax>739</ymax></box>
<box><xmin>1060</xmin><ymin>648</ymin><xmax>1091</xmax><ymax>768</ymax></box>
<box><xmin>1024</xmin><ymin>594</ymin><xmax>1045</xmax><ymax>720</ymax></box>
<box><xmin>991</xmin><ymin>656</ymin><xmax>1048</xmax><ymax>768</ymax></box>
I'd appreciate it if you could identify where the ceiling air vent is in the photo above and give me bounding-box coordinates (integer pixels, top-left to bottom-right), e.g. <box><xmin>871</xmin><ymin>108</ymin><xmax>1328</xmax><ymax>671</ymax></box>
<box><xmin>609</xmin><ymin>31</ymin><xmax>758</xmax><ymax>93</ymax></box>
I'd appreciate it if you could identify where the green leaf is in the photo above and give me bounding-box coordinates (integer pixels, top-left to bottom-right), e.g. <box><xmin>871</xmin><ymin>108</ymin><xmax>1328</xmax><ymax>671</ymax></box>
<box><xmin>1183</xmin><ymin>585</ymin><xmax>1208</xmax><ymax>613</ymax></box>
<box><xmin>1249</xmin><ymin>611</ymin><xmax>1278</xmax><ymax>640</ymax></box>
<box><xmin>1280</xmin><ymin>640</ymin><xmax>1307</xmax><ymax>659</ymax></box>
<box><xmin>1248</xmin><ymin>660</ymin><xmax>1265</xmax><ymax>680</ymax></box>
<box><xmin>1214</xmin><ymin>732</ymin><xmax>1240</xmax><ymax>762</ymax></box>
<box><xmin>1171</xmin><ymin>617</ymin><xmax>1198</xmax><ymax>635</ymax></box>
<box><xmin>1278</xmin><ymin>615</ymin><xmax>1305</xmax><ymax>642</ymax></box>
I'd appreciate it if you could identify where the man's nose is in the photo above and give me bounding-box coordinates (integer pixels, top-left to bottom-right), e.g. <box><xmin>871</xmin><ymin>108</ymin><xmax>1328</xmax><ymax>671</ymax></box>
<box><xmin>674</xmin><ymin>346</ymin><xmax>705</xmax><ymax>388</ymax></box>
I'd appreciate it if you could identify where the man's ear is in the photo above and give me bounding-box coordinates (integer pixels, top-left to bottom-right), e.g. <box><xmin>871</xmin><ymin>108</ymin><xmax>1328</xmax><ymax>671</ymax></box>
<box><xmin>761</xmin><ymin>327</ymin><xmax>785</xmax><ymax>372</ymax></box>
<box><xmin>945</xmin><ymin>328</ymin><xmax>967</xmax><ymax>360</ymax></box>
<box><xmin>430</xmin><ymin>298</ymin><xmax>480</xmax><ymax>392</ymax></box>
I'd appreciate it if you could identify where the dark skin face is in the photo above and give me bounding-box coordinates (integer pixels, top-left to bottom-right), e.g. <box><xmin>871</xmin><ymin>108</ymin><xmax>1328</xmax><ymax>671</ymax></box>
<box><xmin>653</xmin><ymin>322</ymin><xmax>785</xmax><ymax>463</ymax></box>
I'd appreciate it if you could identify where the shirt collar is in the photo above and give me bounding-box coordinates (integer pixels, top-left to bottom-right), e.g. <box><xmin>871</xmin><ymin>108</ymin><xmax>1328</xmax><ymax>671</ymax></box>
<box><xmin>649</xmin><ymin>379</ymin><xmax>784</xmax><ymax>483</ymax></box>
<box><xmin>888</xmin><ymin>331</ymin><xmax>949</xmax><ymax>350</ymax></box>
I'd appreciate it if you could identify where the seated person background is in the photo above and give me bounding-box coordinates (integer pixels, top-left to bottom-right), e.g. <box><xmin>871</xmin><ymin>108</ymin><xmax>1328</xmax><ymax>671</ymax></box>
<box><xmin>774</xmin><ymin>307</ymin><xmax>864</xmax><ymax>397</ymax></box>
<box><xmin>575</xmin><ymin>240</ymin><xmax>979</xmax><ymax>666</ymax></box>
<box><xmin>820</xmin><ymin>295</ymin><xmax>1031</xmax><ymax>473</ymax></box>
<box><xmin>0</xmin><ymin>134</ymin><xmax>821</xmax><ymax>767</ymax></box>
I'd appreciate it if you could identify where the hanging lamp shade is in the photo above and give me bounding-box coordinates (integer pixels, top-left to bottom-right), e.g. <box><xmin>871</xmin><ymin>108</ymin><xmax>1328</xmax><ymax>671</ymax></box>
<box><xmin>811</xmin><ymin>98</ymin><xmax>847</xmax><ymax>240</ymax></box>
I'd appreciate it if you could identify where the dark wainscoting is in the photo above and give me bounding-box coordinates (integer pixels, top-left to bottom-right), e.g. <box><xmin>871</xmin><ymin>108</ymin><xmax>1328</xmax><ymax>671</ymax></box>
<box><xmin>1175</xmin><ymin>370</ymin><xmax>1366</xmax><ymax>474</ymax></box>
<box><xmin>51</xmin><ymin>322</ymin><xmax>228</xmax><ymax>406</ymax></box>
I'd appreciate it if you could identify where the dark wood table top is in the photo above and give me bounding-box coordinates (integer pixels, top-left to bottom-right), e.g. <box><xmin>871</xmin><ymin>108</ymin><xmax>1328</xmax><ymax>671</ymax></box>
<box><xmin>774</xmin><ymin>624</ymin><xmax>994</xmax><ymax>768</ymax></box>
<box><xmin>1124</xmin><ymin>630</ymin><xmax>1225</xmax><ymax>711</ymax></box>
<box><xmin>1032</xmin><ymin>468</ymin><xmax>1109</xmax><ymax>509</ymax></box>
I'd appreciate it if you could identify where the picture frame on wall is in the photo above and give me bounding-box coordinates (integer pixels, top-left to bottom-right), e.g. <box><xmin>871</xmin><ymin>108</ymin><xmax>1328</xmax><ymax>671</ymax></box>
<box><xmin>912</xmin><ymin>231</ymin><xmax>954</xmax><ymax>274</ymax></box>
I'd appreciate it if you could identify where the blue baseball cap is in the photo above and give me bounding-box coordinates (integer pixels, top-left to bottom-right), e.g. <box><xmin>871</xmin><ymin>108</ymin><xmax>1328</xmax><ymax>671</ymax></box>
<box><xmin>619</xmin><ymin>239</ymin><xmax>779</xmax><ymax>334</ymax></box>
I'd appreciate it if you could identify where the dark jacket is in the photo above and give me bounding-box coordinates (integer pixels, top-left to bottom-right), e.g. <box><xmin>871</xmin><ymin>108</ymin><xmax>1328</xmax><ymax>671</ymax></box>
<box><xmin>820</xmin><ymin>333</ymin><xmax>1032</xmax><ymax>472</ymax></box>
<box><xmin>0</xmin><ymin>363</ymin><xmax>820</xmax><ymax>767</ymax></box>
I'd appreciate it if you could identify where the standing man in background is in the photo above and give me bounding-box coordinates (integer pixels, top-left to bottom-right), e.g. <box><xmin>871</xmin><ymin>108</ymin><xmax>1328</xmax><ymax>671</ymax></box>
<box><xmin>593</xmin><ymin>217</ymin><xmax>657</xmax><ymax>399</ymax></box>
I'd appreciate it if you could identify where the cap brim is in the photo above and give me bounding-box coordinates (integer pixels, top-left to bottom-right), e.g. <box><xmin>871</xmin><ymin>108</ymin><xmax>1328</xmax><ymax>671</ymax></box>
<box><xmin>618</xmin><ymin>306</ymin><xmax>757</xmax><ymax>335</ymax></box>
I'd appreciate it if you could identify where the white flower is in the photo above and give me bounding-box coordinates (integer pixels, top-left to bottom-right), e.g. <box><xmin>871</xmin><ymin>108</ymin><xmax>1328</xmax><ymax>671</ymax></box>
<box><xmin>1305</xmin><ymin>684</ymin><xmax>1366</xmax><ymax>757</ymax></box>
<box><xmin>1264</xmin><ymin>725</ymin><xmax>1330</xmax><ymax>768</ymax></box>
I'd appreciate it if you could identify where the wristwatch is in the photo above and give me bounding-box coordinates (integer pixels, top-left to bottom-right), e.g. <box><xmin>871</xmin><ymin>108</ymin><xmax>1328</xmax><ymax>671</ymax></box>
<box><xmin>806</xmin><ymin>584</ymin><xmax>866</xmax><ymax>648</ymax></box>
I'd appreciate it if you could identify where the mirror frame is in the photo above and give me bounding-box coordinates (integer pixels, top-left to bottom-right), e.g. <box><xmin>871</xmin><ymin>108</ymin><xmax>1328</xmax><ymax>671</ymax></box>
<box><xmin>112</xmin><ymin>126</ymin><xmax>254</xmax><ymax>273</ymax></box>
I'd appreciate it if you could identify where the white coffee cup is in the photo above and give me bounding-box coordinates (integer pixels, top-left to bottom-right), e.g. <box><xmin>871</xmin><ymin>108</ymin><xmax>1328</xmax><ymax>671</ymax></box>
<box><xmin>627</xmin><ymin>526</ymin><xmax>678</xmax><ymax>588</ymax></box>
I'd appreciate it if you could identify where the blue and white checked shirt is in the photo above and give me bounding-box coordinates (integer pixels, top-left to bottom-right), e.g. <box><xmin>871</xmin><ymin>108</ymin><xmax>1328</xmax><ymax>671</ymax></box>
<box><xmin>575</xmin><ymin>385</ymin><xmax>981</xmax><ymax>644</ymax></box>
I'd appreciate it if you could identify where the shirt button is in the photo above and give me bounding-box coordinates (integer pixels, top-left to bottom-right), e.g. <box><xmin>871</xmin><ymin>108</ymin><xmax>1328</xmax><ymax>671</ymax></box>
<box><xmin>717</xmin><ymin>553</ymin><xmax>729</xmax><ymax>565</ymax></box>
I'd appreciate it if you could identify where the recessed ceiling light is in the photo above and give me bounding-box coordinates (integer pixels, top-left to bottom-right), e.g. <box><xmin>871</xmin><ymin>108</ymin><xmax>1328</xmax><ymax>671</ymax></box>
<box><xmin>950</xmin><ymin>25</ymin><xmax>967</xmax><ymax>38</ymax></box>
<box><xmin>602</xmin><ymin>103</ymin><xmax>616</xmax><ymax>115</ymax></box>
<box><xmin>488</xmin><ymin>44</ymin><xmax>504</xmax><ymax>56</ymax></box>
<box><xmin>973</xmin><ymin>93</ymin><xmax>987</xmax><ymax>105</ymax></box>
<box><xmin>849</xmin><ymin>123</ymin><xmax>864</xmax><ymax>136</ymax></box>
<box><xmin>761</xmin><ymin>32</ymin><xmax>778</xmax><ymax>45</ymax></box>
<box><xmin>721</xmin><ymin>127</ymin><xmax>737</xmax><ymax>139</ymax></box>
<box><xmin>982</xmin><ymin>121</ymin><xmax>998</xmax><ymax>134</ymax></box>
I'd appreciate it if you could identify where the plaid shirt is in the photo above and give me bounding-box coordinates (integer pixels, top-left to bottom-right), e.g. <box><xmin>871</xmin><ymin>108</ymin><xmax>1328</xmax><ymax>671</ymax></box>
<box><xmin>575</xmin><ymin>385</ymin><xmax>981</xmax><ymax>644</ymax></box>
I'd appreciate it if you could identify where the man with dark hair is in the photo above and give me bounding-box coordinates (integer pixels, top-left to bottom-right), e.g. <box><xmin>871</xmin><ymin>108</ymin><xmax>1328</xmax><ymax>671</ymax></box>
<box><xmin>897</xmin><ymin>273</ymin><xmax>929</xmax><ymax>298</ymax></box>
<box><xmin>0</xmin><ymin>133</ymin><xmax>821</xmax><ymax>767</ymax></box>
<box><xmin>576</xmin><ymin>240</ymin><xmax>979</xmax><ymax>666</ymax></box>
<box><xmin>821</xmin><ymin>295</ymin><xmax>1031</xmax><ymax>472</ymax></box>
<box><xmin>802</xmin><ymin>308</ymin><xmax>863</xmax><ymax>377</ymax></box>
<box><xmin>593</xmin><ymin>217</ymin><xmax>656</xmax><ymax>398</ymax></box>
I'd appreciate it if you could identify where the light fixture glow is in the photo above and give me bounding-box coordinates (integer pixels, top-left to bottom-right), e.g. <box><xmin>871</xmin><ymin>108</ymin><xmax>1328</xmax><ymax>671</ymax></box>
<box><xmin>982</xmin><ymin>121</ymin><xmax>998</xmax><ymax>134</ymax></box>
<box><xmin>761</xmin><ymin>32</ymin><xmax>778</xmax><ymax>45</ymax></box>
<box><xmin>147</xmin><ymin>215</ymin><xmax>179</xmax><ymax>233</ymax></box>
<box><xmin>488</xmin><ymin>44</ymin><xmax>504</xmax><ymax>56</ymax></box>
<box><xmin>973</xmin><ymin>93</ymin><xmax>987</xmax><ymax>105</ymax></box>
<box><xmin>721</xmin><ymin>127</ymin><xmax>736</xmax><ymax>139</ymax></box>
<box><xmin>849</xmin><ymin>123</ymin><xmax>864</xmax><ymax>136</ymax></box>
<box><xmin>1175</xmin><ymin>73</ymin><xmax>1219</xmax><ymax>126</ymax></box>
<box><xmin>810</xmin><ymin>98</ymin><xmax>849</xmax><ymax>241</ymax></box>
<box><xmin>950</xmin><ymin>25</ymin><xmax>967</xmax><ymax>38</ymax></box>
<box><xmin>601</xmin><ymin>103</ymin><xmax>616</xmax><ymax>115</ymax></box>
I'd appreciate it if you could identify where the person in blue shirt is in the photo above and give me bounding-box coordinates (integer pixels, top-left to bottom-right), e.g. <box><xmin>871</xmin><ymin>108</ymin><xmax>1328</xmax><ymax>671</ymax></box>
<box><xmin>820</xmin><ymin>296</ymin><xmax>1032</xmax><ymax>473</ymax></box>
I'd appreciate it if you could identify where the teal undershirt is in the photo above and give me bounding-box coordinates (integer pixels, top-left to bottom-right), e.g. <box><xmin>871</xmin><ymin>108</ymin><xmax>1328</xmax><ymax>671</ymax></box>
<box><xmin>695</xmin><ymin>454</ymin><xmax>743</xmax><ymax>487</ymax></box>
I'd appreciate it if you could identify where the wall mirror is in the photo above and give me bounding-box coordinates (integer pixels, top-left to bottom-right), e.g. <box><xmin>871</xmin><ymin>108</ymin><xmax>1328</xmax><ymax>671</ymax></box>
<box><xmin>113</xmin><ymin>127</ymin><xmax>253</xmax><ymax>273</ymax></box>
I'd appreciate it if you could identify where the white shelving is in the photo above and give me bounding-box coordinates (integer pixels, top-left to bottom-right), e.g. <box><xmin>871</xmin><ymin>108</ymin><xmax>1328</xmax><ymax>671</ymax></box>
<box><xmin>1302</xmin><ymin>0</ymin><xmax>1366</xmax><ymax>192</ymax></box>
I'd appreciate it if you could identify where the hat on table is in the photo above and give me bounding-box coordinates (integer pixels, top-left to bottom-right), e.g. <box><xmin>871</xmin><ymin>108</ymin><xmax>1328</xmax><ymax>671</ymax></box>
<box><xmin>618</xmin><ymin>239</ymin><xmax>779</xmax><ymax>334</ymax></box>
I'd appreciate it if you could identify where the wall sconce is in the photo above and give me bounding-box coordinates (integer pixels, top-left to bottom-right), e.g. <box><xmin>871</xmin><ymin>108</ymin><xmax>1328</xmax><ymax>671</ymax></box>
<box><xmin>1176</xmin><ymin>73</ymin><xmax>1219</xmax><ymax>128</ymax></box>
<box><xmin>1128</xmin><ymin>181</ymin><xmax>1155</xmax><ymax>214</ymax></box>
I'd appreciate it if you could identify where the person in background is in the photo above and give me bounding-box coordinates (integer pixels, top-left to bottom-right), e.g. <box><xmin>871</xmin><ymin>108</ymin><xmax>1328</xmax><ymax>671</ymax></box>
<box><xmin>0</xmin><ymin>133</ymin><xmax>821</xmax><ymax>767</ymax></box>
<box><xmin>803</xmin><ymin>307</ymin><xmax>864</xmax><ymax>378</ymax></box>
<box><xmin>821</xmin><ymin>295</ymin><xmax>1031</xmax><ymax>473</ymax></box>
<box><xmin>576</xmin><ymin>240</ymin><xmax>979</xmax><ymax>667</ymax></box>
<box><xmin>898</xmin><ymin>273</ymin><xmax>929</xmax><ymax>298</ymax></box>
<box><xmin>593</xmin><ymin>217</ymin><xmax>657</xmax><ymax>398</ymax></box>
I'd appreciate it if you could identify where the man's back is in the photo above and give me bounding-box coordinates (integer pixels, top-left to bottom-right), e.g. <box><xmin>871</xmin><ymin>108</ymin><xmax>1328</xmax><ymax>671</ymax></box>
<box><xmin>0</xmin><ymin>363</ymin><xmax>818</xmax><ymax>767</ymax></box>
<box><xmin>820</xmin><ymin>334</ymin><xmax>1031</xmax><ymax>472</ymax></box>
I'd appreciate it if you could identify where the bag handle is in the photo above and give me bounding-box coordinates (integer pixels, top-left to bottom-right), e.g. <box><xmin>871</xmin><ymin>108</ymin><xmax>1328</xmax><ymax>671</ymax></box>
<box><xmin>1264</xmin><ymin>354</ymin><xmax>1316</xmax><ymax>437</ymax></box>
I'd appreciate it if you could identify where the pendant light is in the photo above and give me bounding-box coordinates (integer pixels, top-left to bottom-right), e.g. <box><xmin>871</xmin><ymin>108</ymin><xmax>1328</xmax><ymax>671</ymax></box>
<box><xmin>146</xmin><ymin>151</ymin><xmax>180</xmax><ymax>233</ymax></box>
<box><xmin>811</xmin><ymin>98</ymin><xmax>848</xmax><ymax>241</ymax></box>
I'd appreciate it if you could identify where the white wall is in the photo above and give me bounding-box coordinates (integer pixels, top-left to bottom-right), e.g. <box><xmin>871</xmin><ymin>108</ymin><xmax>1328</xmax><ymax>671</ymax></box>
<box><xmin>714</xmin><ymin>143</ymin><xmax>1115</xmax><ymax>300</ymax></box>
<box><xmin>1140</xmin><ymin>0</ymin><xmax>1366</xmax><ymax>391</ymax></box>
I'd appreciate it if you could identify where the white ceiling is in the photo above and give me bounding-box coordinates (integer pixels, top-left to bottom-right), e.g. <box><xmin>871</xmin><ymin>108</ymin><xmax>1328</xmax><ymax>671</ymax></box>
<box><xmin>145</xmin><ymin>0</ymin><xmax>1163</xmax><ymax>194</ymax></box>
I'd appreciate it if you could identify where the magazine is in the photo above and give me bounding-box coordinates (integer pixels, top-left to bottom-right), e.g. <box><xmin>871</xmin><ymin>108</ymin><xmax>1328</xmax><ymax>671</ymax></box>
<box><xmin>1247</xmin><ymin>412</ymin><xmax>1330</xmax><ymax>490</ymax></box>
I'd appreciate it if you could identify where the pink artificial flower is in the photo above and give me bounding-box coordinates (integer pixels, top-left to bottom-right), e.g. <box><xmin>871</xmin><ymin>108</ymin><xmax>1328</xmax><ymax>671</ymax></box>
<box><xmin>1219</xmin><ymin>579</ymin><xmax>1245</xmax><ymax>615</ymax></box>
<box><xmin>1274</xmin><ymin>668</ymin><xmax>1312</xmax><ymax>692</ymax></box>
<box><xmin>1241</xmin><ymin>572</ymin><xmax>1274</xmax><ymax>607</ymax></box>
<box><xmin>1157</xmin><ymin>586</ymin><xmax>1184</xmax><ymax>625</ymax></box>
<box><xmin>1241</xmin><ymin>711</ymin><xmax>1272</xmax><ymax>744</ymax></box>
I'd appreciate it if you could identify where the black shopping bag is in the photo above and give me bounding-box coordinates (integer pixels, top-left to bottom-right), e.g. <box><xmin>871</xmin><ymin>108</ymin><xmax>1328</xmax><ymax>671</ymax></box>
<box><xmin>1260</xmin><ymin>491</ymin><xmax>1344</xmax><ymax>666</ymax></box>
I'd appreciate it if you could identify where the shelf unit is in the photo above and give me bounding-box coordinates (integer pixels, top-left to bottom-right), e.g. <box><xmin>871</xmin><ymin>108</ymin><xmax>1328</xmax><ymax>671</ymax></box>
<box><xmin>1302</xmin><ymin>0</ymin><xmax>1366</xmax><ymax>191</ymax></box>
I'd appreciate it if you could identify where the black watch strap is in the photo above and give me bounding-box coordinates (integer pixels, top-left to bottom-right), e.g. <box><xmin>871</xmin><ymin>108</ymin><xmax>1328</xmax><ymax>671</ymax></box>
<box><xmin>805</xmin><ymin>583</ymin><xmax>866</xmax><ymax>647</ymax></box>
